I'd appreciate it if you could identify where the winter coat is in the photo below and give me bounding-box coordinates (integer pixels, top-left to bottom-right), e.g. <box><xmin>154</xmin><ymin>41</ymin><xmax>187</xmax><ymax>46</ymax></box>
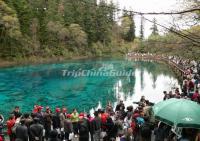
<box><xmin>52</xmin><ymin>113</ymin><xmax>60</xmax><ymax>129</ymax></box>
<box><xmin>16</xmin><ymin>124</ymin><xmax>28</xmax><ymax>141</ymax></box>
<box><xmin>29</xmin><ymin>123</ymin><xmax>44</xmax><ymax>141</ymax></box>
<box><xmin>63</xmin><ymin>119</ymin><xmax>73</xmax><ymax>133</ymax></box>
<box><xmin>6</xmin><ymin>118</ymin><xmax>16</xmax><ymax>135</ymax></box>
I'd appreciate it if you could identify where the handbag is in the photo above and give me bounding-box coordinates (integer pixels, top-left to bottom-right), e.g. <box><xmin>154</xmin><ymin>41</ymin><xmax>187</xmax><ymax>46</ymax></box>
<box><xmin>100</xmin><ymin>131</ymin><xmax>107</xmax><ymax>138</ymax></box>
<box><xmin>69</xmin><ymin>132</ymin><xmax>74</xmax><ymax>140</ymax></box>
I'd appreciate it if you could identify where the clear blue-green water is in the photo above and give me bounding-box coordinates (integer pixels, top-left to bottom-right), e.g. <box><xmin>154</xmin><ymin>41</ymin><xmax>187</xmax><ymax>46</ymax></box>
<box><xmin>0</xmin><ymin>58</ymin><xmax>180</xmax><ymax>117</ymax></box>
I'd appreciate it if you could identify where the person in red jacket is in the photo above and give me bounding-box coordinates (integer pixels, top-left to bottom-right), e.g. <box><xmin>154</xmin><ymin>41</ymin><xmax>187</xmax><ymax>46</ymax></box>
<box><xmin>100</xmin><ymin>110</ymin><xmax>108</xmax><ymax>130</ymax></box>
<box><xmin>131</xmin><ymin>117</ymin><xmax>141</xmax><ymax>141</ymax></box>
<box><xmin>6</xmin><ymin>114</ymin><xmax>16</xmax><ymax>141</ymax></box>
<box><xmin>192</xmin><ymin>90</ymin><xmax>199</xmax><ymax>101</ymax></box>
<box><xmin>0</xmin><ymin>136</ymin><xmax>2</xmax><ymax>141</ymax></box>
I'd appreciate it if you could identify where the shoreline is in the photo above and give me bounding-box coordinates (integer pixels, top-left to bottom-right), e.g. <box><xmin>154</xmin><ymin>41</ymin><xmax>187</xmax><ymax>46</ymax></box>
<box><xmin>0</xmin><ymin>54</ymin><xmax>124</xmax><ymax>69</ymax></box>
<box><xmin>0</xmin><ymin>56</ymin><xmax>90</xmax><ymax>68</ymax></box>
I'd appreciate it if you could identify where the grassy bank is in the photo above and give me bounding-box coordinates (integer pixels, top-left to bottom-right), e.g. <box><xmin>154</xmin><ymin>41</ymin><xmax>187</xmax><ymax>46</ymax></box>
<box><xmin>0</xmin><ymin>56</ymin><xmax>89</xmax><ymax>68</ymax></box>
<box><xmin>0</xmin><ymin>52</ymin><xmax>125</xmax><ymax>68</ymax></box>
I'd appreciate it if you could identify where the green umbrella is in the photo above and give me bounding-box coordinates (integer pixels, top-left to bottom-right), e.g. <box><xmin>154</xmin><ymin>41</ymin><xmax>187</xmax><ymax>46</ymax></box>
<box><xmin>152</xmin><ymin>98</ymin><xmax>200</xmax><ymax>128</ymax></box>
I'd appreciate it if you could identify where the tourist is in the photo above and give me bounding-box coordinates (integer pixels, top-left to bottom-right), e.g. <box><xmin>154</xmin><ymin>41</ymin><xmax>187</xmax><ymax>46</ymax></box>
<box><xmin>43</xmin><ymin>107</ymin><xmax>52</xmax><ymax>140</ymax></box>
<box><xmin>115</xmin><ymin>100</ymin><xmax>125</xmax><ymax>112</ymax></box>
<box><xmin>104</xmin><ymin>113</ymin><xmax>114</xmax><ymax>141</ymax></box>
<box><xmin>60</xmin><ymin>107</ymin><xmax>67</xmax><ymax>140</ymax></box>
<box><xmin>140</xmin><ymin>117</ymin><xmax>152</xmax><ymax>141</ymax></box>
<box><xmin>29</xmin><ymin>118</ymin><xmax>44</xmax><ymax>141</ymax></box>
<box><xmin>86</xmin><ymin>114</ymin><xmax>94</xmax><ymax>141</ymax></box>
<box><xmin>33</xmin><ymin>105</ymin><xmax>39</xmax><ymax>114</ymax></box>
<box><xmin>15</xmin><ymin>119</ymin><xmax>28</xmax><ymax>141</ymax></box>
<box><xmin>22</xmin><ymin>113</ymin><xmax>32</xmax><ymax>129</ymax></box>
<box><xmin>130</xmin><ymin>118</ymin><xmax>138</xmax><ymax>139</ymax></box>
<box><xmin>52</xmin><ymin>108</ymin><xmax>61</xmax><ymax>130</ymax></box>
<box><xmin>175</xmin><ymin>88</ymin><xmax>181</xmax><ymax>97</ymax></box>
<box><xmin>116</xmin><ymin>105</ymin><xmax>126</xmax><ymax>121</ymax></box>
<box><xmin>78</xmin><ymin>113</ymin><xmax>90</xmax><ymax>141</ymax></box>
<box><xmin>87</xmin><ymin>114</ymin><xmax>93</xmax><ymax>122</ymax></box>
<box><xmin>125</xmin><ymin>106</ymin><xmax>133</xmax><ymax>127</ymax></box>
<box><xmin>60</xmin><ymin>107</ymin><xmax>67</xmax><ymax>129</ymax></box>
<box><xmin>154</xmin><ymin>122</ymin><xmax>165</xmax><ymax>141</ymax></box>
<box><xmin>91</xmin><ymin>111</ymin><xmax>101</xmax><ymax>141</ymax></box>
<box><xmin>168</xmin><ymin>91</ymin><xmax>174</xmax><ymax>98</ymax></box>
<box><xmin>163</xmin><ymin>91</ymin><xmax>168</xmax><ymax>100</ymax></box>
<box><xmin>70</xmin><ymin>109</ymin><xmax>79</xmax><ymax>137</ymax></box>
<box><xmin>63</xmin><ymin>114</ymin><xmax>73</xmax><ymax>141</ymax></box>
<box><xmin>48</xmin><ymin>130</ymin><xmax>61</xmax><ymax>141</ymax></box>
<box><xmin>182</xmin><ymin>80</ymin><xmax>188</xmax><ymax>96</ymax></box>
<box><xmin>143</xmin><ymin>102</ymin><xmax>152</xmax><ymax>118</ymax></box>
<box><xmin>188</xmin><ymin>79</ymin><xmax>195</xmax><ymax>94</ymax></box>
<box><xmin>192</xmin><ymin>90</ymin><xmax>199</xmax><ymax>102</ymax></box>
<box><xmin>100</xmin><ymin>109</ymin><xmax>108</xmax><ymax>131</ymax></box>
<box><xmin>6</xmin><ymin>114</ymin><xmax>16</xmax><ymax>141</ymax></box>
<box><xmin>115</xmin><ymin>118</ymin><xmax>124</xmax><ymax>137</ymax></box>
<box><xmin>35</xmin><ymin>106</ymin><xmax>44</xmax><ymax>125</ymax></box>
<box><xmin>105</xmin><ymin>101</ymin><xmax>114</xmax><ymax>114</ymax></box>
<box><xmin>12</xmin><ymin>106</ymin><xmax>22</xmax><ymax>119</ymax></box>
<box><xmin>140</xmin><ymin>96</ymin><xmax>146</xmax><ymax>103</ymax></box>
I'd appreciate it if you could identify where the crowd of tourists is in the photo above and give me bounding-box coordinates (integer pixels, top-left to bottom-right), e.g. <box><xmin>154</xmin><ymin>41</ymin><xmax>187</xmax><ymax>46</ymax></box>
<box><xmin>0</xmin><ymin>54</ymin><xmax>200</xmax><ymax>141</ymax></box>
<box><xmin>1</xmin><ymin>94</ymin><xmax>200</xmax><ymax>141</ymax></box>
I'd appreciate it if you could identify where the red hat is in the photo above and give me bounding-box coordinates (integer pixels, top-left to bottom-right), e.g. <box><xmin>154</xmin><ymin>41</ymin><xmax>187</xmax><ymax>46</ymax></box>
<box><xmin>66</xmin><ymin>114</ymin><xmax>71</xmax><ymax>118</ymax></box>
<box><xmin>55</xmin><ymin>108</ymin><xmax>61</xmax><ymax>113</ymax></box>
<box><xmin>79</xmin><ymin>113</ymin><xmax>84</xmax><ymax>116</ymax></box>
<box><xmin>79</xmin><ymin>113</ymin><xmax>85</xmax><ymax>118</ymax></box>
<box><xmin>37</xmin><ymin>106</ymin><xmax>43</xmax><ymax>110</ymax></box>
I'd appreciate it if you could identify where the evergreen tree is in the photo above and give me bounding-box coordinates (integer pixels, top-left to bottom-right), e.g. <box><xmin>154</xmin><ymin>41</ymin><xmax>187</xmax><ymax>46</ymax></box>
<box><xmin>126</xmin><ymin>12</ymin><xmax>135</xmax><ymax>41</ymax></box>
<box><xmin>121</xmin><ymin>12</ymin><xmax>135</xmax><ymax>42</ymax></box>
<box><xmin>150</xmin><ymin>18</ymin><xmax>159</xmax><ymax>36</ymax></box>
<box><xmin>140</xmin><ymin>15</ymin><xmax>144</xmax><ymax>40</ymax></box>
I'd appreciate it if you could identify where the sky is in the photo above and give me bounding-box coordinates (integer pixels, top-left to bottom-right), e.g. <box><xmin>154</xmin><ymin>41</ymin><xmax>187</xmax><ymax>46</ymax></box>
<box><xmin>111</xmin><ymin>0</ymin><xmax>181</xmax><ymax>37</ymax></box>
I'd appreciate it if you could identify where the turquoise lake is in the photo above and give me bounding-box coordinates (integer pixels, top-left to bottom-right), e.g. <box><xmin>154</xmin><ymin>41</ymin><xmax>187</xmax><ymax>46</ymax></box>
<box><xmin>0</xmin><ymin>58</ymin><xmax>180</xmax><ymax>117</ymax></box>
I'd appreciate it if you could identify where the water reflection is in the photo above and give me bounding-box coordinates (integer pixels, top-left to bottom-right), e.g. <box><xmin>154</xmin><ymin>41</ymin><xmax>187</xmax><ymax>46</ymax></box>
<box><xmin>90</xmin><ymin>60</ymin><xmax>180</xmax><ymax>114</ymax></box>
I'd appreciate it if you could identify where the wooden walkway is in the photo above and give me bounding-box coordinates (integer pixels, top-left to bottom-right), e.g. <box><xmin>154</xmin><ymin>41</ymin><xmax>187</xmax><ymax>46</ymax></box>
<box><xmin>127</xmin><ymin>53</ymin><xmax>185</xmax><ymax>80</ymax></box>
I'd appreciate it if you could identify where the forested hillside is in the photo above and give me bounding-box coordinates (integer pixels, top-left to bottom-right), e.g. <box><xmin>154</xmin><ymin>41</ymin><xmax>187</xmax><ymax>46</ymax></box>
<box><xmin>0</xmin><ymin>0</ymin><xmax>135</xmax><ymax>60</ymax></box>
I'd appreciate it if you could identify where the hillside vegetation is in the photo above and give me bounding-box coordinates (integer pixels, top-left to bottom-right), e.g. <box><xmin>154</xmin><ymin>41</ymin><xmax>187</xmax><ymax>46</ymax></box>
<box><xmin>0</xmin><ymin>0</ymin><xmax>135</xmax><ymax>61</ymax></box>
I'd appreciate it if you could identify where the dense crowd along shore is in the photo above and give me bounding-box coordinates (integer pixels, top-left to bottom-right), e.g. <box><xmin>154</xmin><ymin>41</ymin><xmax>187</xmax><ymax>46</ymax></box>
<box><xmin>0</xmin><ymin>54</ymin><xmax>200</xmax><ymax>141</ymax></box>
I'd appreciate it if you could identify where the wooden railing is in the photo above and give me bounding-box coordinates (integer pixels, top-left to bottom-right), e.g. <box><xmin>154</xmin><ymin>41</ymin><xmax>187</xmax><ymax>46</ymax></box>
<box><xmin>127</xmin><ymin>53</ymin><xmax>186</xmax><ymax>80</ymax></box>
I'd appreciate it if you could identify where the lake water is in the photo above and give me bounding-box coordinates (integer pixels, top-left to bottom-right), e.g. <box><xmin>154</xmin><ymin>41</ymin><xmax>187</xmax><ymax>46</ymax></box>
<box><xmin>0</xmin><ymin>58</ymin><xmax>180</xmax><ymax>117</ymax></box>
